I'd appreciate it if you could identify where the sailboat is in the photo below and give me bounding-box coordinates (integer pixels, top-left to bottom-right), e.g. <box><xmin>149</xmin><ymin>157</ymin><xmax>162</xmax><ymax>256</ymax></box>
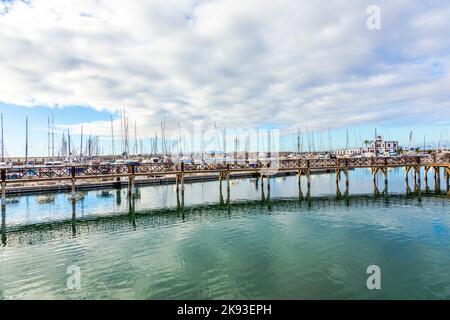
<box><xmin>0</xmin><ymin>113</ymin><xmax>11</xmax><ymax>167</ymax></box>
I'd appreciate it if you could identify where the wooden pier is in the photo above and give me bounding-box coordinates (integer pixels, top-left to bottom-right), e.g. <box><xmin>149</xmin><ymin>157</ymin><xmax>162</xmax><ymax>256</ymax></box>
<box><xmin>0</xmin><ymin>155</ymin><xmax>449</xmax><ymax>204</ymax></box>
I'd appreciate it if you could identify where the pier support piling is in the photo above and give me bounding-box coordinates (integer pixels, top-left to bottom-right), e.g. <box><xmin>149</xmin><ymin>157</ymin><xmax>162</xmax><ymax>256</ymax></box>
<box><xmin>176</xmin><ymin>187</ymin><xmax>181</xmax><ymax>210</ymax></box>
<box><xmin>1</xmin><ymin>169</ymin><xmax>6</xmax><ymax>206</ymax></box>
<box><xmin>372</xmin><ymin>168</ymin><xmax>380</xmax><ymax>195</ymax></box>
<box><xmin>335</xmin><ymin>168</ymin><xmax>341</xmax><ymax>199</ymax></box>
<box><xmin>218</xmin><ymin>172</ymin><xmax>224</xmax><ymax>205</ymax></box>
<box><xmin>413</xmin><ymin>167</ymin><xmax>417</xmax><ymax>190</ymax></box>
<box><xmin>424</xmin><ymin>166</ymin><xmax>430</xmax><ymax>191</ymax></box>
<box><xmin>413</xmin><ymin>166</ymin><xmax>422</xmax><ymax>201</ymax></box>
<box><xmin>116</xmin><ymin>189</ymin><xmax>121</xmax><ymax>205</ymax></box>
<box><xmin>70</xmin><ymin>166</ymin><xmax>76</xmax><ymax>198</ymax></box>
<box><xmin>297</xmin><ymin>170</ymin><xmax>303</xmax><ymax>201</ymax></box>
<box><xmin>344</xmin><ymin>168</ymin><xmax>349</xmax><ymax>204</ymax></box>
<box><xmin>416</xmin><ymin>166</ymin><xmax>421</xmax><ymax>188</ymax></box>
<box><xmin>1</xmin><ymin>202</ymin><xmax>6</xmax><ymax>246</ymax></box>
<box><xmin>306</xmin><ymin>169</ymin><xmax>312</xmax><ymax>206</ymax></box>
<box><xmin>446</xmin><ymin>167</ymin><xmax>450</xmax><ymax>196</ymax></box>
<box><xmin>405</xmin><ymin>167</ymin><xmax>411</xmax><ymax>194</ymax></box>
<box><xmin>306</xmin><ymin>169</ymin><xmax>311</xmax><ymax>193</ymax></box>
<box><xmin>434</xmin><ymin>167</ymin><xmax>441</xmax><ymax>192</ymax></box>
<box><xmin>382</xmin><ymin>167</ymin><xmax>388</xmax><ymax>189</ymax></box>
<box><xmin>335</xmin><ymin>169</ymin><xmax>341</xmax><ymax>197</ymax></box>
<box><xmin>344</xmin><ymin>167</ymin><xmax>349</xmax><ymax>189</ymax></box>
<box><xmin>260</xmin><ymin>174</ymin><xmax>265</xmax><ymax>202</ymax></box>
<box><xmin>71</xmin><ymin>178</ymin><xmax>76</xmax><ymax>198</ymax></box>
<box><xmin>127</xmin><ymin>165</ymin><xmax>136</xmax><ymax>197</ymax></box>
<box><xmin>1</xmin><ymin>182</ymin><xmax>5</xmax><ymax>206</ymax></box>
<box><xmin>114</xmin><ymin>176</ymin><xmax>121</xmax><ymax>189</ymax></box>
<box><xmin>71</xmin><ymin>199</ymin><xmax>76</xmax><ymax>237</ymax></box>
<box><xmin>127</xmin><ymin>176</ymin><xmax>134</xmax><ymax>196</ymax></box>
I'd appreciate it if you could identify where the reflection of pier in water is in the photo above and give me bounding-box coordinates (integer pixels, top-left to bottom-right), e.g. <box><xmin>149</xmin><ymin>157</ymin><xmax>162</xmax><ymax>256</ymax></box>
<box><xmin>1</xmin><ymin>190</ymin><xmax>448</xmax><ymax>249</ymax></box>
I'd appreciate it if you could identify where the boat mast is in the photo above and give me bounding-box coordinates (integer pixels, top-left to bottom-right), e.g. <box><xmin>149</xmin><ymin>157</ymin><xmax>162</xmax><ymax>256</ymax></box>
<box><xmin>120</xmin><ymin>109</ymin><xmax>124</xmax><ymax>156</ymax></box>
<box><xmin>51</xmin><ymin>113</ymin><xmax>55</xmax><ymax>160</ymax></box>
<box><xmin>47</xmin><ymin>116</ymin><xmax>50</xmax><ymax>157</ymax></box>
<box><xmin>110</xmin><ymin>116</ymin><xmax>115</xmax><ymax>160</ymax></box>
<box><xmin>374</xmin><ymin>128</ymin><xmax>377</xmax><ymax>156</ymax></box>
<box><xmin>223</xmin><ymin>128</ymin><xmax>226</xmax><ymax>163</ymax></box>
<box><xmin>328</xmin><ymin>128</ymin><xmax>332</xmax><ymax>153</ymax></box>
<box><xmin>80</xmin><ymin>125</ymin><xmax>83</xmax><ymax>160</ymax></box>
<box><xmin>61</xmin><ymin>131</ymin><xmax>65</xmax><ymax>158</ymax></box>
<box><xmin>134</xmin><ymin>120</ymin><xmax>137</xmax><ymax>156</ymax></box>
<box><xmin>160</xmin><ymin>121</ymin><xmax>164</xmax><ymax>156</ymax></box>
<box><xmin>1</xmin><ymin>113</ymin><xmax>4</xmax><ymax>161</ymax></box>
<box><xmin>345</xmin><ymin>129</ymin><xmax>349</xmax><ymax>150</ymax></box>
<box><xmin>306</xmin><ymin>128</ymin><xmax>310</xmax><ymax>154</ymax></box>
<box><xmin>234</xmin><ymin>129</ymin><xmax>238</xmax><ymax>162</ymax></box>
<box><xmin>178</xmin><ymin>122</ymin><xmax>182</xmax><ymax>156</ymax></box>
<box><xmin>67</xmin><ymin>128</ymin><xmax>71</xmax><ymax>161</ymax></box>
<box><xmin>161</xmin><ymin>112</ymin><xmax>167</xmax><ymax>156</ymax></box>
<box><xmin>125</xmin><ymin>116</ymin><xmax>129</xmax><ymax>157</ymax></box>
<box><xmin>256</xmin><ymin>129</ymin><xmax>259</xmax><ymax>159</ymax></box>
<box><xmin>25</xmin><ymin>116</ymin><xmax>28</xmax><ymax>164</ymax></box>
<box><xmin>155</xmin><ymin>132</ymin><xmax>158</xmax><ymax>155</ymax></box>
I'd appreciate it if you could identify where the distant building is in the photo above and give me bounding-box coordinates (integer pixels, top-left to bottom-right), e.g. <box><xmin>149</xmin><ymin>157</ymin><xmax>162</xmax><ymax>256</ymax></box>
<box><xmin>368</xmin><ymin>136</ymin><xmax>399</xmax><ymax>155</ymax></box>
<box><xmin>335</xmin><ymin>148</ymin><xmax>362</xmax><ymax>156</ymax></box>
<box><xmin>335</xmin><ymin>135</ymin><xmax>399</xmax><ymax>157</ymax></box>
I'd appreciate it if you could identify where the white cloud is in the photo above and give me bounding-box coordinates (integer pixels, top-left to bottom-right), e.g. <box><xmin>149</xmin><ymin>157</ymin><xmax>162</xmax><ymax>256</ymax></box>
<box><xmin>1</xmin><ymin>0</ymin><xmax>450</xmax><ymax>137</ymax></box>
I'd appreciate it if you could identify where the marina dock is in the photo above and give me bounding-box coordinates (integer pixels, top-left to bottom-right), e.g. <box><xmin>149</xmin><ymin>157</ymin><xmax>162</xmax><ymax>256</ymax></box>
<box><xmin>1</xmin><ymin>155</ymin><xmax>449</xmax><ymax>200</ymax></box>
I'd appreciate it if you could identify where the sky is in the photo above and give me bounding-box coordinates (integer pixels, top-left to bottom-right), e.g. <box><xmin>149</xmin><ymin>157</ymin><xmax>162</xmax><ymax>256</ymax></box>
<box><xmin>0</xmin><ymin>0</ymin><xmax>450</xmax><ymax>157</ymax></box>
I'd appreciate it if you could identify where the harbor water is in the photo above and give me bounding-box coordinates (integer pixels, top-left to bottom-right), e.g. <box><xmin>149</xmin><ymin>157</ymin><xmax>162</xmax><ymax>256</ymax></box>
<box><xmin>0</xmin><ymin>168</ymin><xmax>449</xmax><ymax>299</ymax></box>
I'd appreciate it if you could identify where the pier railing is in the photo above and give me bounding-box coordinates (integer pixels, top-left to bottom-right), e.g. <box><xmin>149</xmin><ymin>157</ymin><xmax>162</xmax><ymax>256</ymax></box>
<box><xmin>1</xmin><ymin>155</ymin><xmax>449</xmax><ymax>183</ymax></box>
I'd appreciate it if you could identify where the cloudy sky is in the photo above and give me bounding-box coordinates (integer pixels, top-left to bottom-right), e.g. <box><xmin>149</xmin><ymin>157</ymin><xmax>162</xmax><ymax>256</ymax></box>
<box><xmin>0</xmin><ymin>0</ymin><xmax>450</xmax><ymax>156</ymax></box>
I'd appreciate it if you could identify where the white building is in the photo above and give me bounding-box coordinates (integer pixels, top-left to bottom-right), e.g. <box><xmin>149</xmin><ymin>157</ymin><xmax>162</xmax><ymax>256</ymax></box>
<box><xmin>335</xmin><ymin>135</ymin><xmax>399</xmax><ymax>157</ymax></box>
<box><xmin>368</xmin><ymin>136</ymin><xmax>399</xmax><ymax>155</ymax></box>
<box><xmin>335</xmin><ymin>148</ymin><xmax>362</xmax><ymax>156</ymax></box>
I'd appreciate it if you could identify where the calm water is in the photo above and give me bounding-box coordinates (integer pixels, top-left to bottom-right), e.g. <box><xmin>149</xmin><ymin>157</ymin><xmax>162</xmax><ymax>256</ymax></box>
<box><xmin>0</xmin><ymin>168</ymin><xmax>449</xmax><ymax>299</ymax></box>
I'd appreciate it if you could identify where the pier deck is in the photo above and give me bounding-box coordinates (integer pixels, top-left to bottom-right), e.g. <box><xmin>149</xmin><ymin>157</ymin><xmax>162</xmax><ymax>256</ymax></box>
<box><xmin>0</xmin><ymin>155</ymin><xmax>449</xmax><ymax>197</ymax></box>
